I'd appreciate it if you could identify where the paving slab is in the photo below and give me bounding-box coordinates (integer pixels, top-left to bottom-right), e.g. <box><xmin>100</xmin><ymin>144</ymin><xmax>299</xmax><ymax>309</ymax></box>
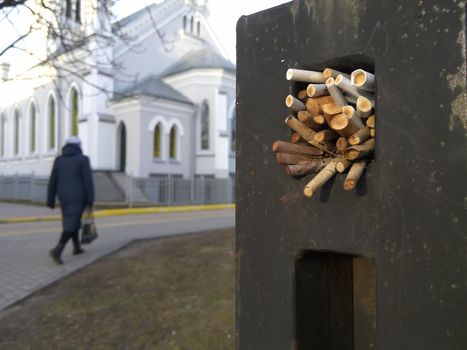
<box><xmin>0</xmin><ymin>209</ymin><xmax>235</xmax><ymax>311</ymax></box>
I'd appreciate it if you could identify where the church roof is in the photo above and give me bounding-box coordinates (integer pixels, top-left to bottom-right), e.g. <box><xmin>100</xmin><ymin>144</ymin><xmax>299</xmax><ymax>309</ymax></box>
<box><xmin>113</xmin><ymin>3</ymin><xmax>161</xmax><ymax>30</ymax></box>
<box><xmin>114</xmin><ymin>75</ymin><xmax>193</xmax><ymax>104</ymax></box>
<box><xmin>161</xmin><ymin>48</ymin><xmax>236</xmax><ymax>77</ymax></box>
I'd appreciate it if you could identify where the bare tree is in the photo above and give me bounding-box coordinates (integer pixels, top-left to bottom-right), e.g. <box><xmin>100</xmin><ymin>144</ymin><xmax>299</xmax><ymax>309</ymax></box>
<box><xmin>0</xmin><ymin>0</ymin><xmax>175</xmax><ymax>98</ymax></box>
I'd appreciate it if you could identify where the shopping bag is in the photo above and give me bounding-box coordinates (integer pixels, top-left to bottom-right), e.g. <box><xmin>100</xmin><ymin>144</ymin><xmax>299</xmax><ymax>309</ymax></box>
<box><xmin>81</xmin><ymin>207</ymin><xmax>98</xmax><ymax>244</ymax></box>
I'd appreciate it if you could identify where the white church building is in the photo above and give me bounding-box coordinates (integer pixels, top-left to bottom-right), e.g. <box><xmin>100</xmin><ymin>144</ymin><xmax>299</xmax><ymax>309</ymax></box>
<box><xmin>0</xmin><ymin>0</ymin><xmax>236</xmax><ymax>184</ymax></box>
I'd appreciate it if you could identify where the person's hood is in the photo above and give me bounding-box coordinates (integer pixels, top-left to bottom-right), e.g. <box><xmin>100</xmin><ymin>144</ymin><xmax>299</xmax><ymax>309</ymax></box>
<box><xmin>62</xmin><ymin>143</ymin><xmax>83</xmax><ymax>157</ymax></box>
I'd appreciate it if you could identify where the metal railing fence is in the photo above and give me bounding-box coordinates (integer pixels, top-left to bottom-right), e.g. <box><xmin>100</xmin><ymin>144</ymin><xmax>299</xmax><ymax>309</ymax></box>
<box><xmin>0</xmin><ymin>173</ymin><xmax>235</xmax><ymax>206</ymax></box>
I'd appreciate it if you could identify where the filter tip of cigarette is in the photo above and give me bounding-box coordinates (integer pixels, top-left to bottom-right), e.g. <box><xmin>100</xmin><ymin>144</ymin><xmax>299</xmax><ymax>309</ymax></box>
<box><xmin>322</xmin><ymin>103</ymin><xmax>342</xmax><ymax>116</ymax></box>
<box><xmin>343</xmin><ymin>179</ymin><xmax>356</xmax><ymax>190</ymax></box>
<box><xmin>313</xmin><ymin>133</ymin><xmax>324</xmax><ymax>143</ymax></box>
<box><xmin>344</xmin><ymin>149</ymin><xmax>360</xmax><ymax>160</ymax></box>
<box><xmin>357</xmin><ymin>96</ymin><xmax>372</xmax><ymax>112</ymax></box>
<box><xmin>323</xmin><ymin>68</ymin><xmax>333</xmax><ymax>79</ymax></box>
<box><xmin>286</xmin><ymin>69</ymin><xmax>293</xmax><ymax>81</ymax></box>
<box><xmin>325</xmin><ymin>77</ymin><xmax>335</xmax><ymax>87</ymax></box>
<box><xmin>329</xmin><ymin>114</ymin><xmax>348</xmax><ymax>130</ymax></box>
<box><xmin>272</xmin><ymin>141</ymin><xmax>279</xmax><ymax>151</ymax></box>
<box><xmin>284</xmin><ymin>115</ymin><xmax>294</xmax><ymax>124</ymax></box>
<box><xmin>351</xmin><ymin>69</ymin><xmax>367</xmax><ymax>87</ymax></box>
<box><xmin>306</xmin><ymin>84</ymin><xmax>316</xmax><ymax>97</ymax></box>
<box><xmin>366</xmin><ymin>115</ymin><xmax>375</xmax><ymax>128</ymax></box>
<box><xmin>336</xmin><ymin>163</ymin><xmax>346</xmax><ymax>173</ymax></box>
<box><xmin>303</xmin><ymin>186</ymin><xmax>314</xmax><ymax>197</ymax></box>
<box><xmin>285</xmin><ymin>95</ymin><xmax>294</xmax><ymax>107</ymax></box>
<box><xmin>348</xmin><ymin>135</ymin><xmax>360</xmax><ymax>145</ymax></box>
<box><xmin>313</xmin><ymin>115</ymin><xmax>325</xmax><ymax>124</ymax></box>
<box><xmin>335</xmin><ymin>74</ymin><xmax>344</xmax><ymax>85</ymax></box>
<box><xmin>342</xmin><ymin>105</ymin><xmax>355</xmax><ymax>116</ymax></box>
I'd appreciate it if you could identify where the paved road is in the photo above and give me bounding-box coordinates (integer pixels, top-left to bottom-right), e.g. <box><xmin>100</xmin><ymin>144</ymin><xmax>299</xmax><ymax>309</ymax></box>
<box><xmin>0</xmin><ymin>209</ymin><xmax>235</xmax><ymax>311</ymax></box>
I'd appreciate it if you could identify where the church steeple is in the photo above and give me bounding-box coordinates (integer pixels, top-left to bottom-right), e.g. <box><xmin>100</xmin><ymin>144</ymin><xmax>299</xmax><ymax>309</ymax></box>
<box><xmin>63</xmin><ymin>0</ymin><xmax>81</xmax><ymax>23</ymax></box>
<box><xmin>45</xmin><ymin>0</ymin><xmax>86</xmax><ymax>54</ymax></box>
<box><xmin>186</xmin><ymin>0</ymin><xmax>209</xmax><ymax>17</ymax></box>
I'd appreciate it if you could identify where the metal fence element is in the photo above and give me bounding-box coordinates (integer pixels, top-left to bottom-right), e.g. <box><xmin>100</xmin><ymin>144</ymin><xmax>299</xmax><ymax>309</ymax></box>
<box><xmin>134</xmin><ymin>177</ymin><xmax>235</xmax><ymax>206</ymax></box>
<box><xmin>0</xmin><ymin>173</ymin><xmax>235</xmax><ymax>206</ymax></box>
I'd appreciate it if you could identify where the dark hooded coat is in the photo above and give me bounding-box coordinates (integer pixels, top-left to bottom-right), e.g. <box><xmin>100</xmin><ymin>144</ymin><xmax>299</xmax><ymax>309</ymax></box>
<box><xmin>47</xmin><ymin>144</ymin><xmax>95</xmax><ymax>232</ymax></box>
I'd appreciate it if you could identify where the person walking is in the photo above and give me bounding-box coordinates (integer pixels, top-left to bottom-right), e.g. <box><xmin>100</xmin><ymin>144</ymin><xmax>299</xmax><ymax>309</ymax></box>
<box><xmin>47</xmin><ymin>136</ymin><xmax>95</xmax><ymax>264</ymax></box>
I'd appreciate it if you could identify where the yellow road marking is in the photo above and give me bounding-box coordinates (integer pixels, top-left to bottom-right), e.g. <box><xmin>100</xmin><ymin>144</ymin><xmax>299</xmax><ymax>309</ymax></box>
<box><xmin>0</xmin><ymin>204</ymin><xmax>235</xmax><ymax>224</ymax></box>
<box><xmin>0</xmin><ymin>212</ymin><xmax>234</xmax><ymax>237</ymax></box>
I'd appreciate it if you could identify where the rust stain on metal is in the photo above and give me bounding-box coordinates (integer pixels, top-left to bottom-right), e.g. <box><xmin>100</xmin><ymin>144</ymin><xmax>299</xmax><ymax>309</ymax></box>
<box><xmin>280</xmin><ymin>193</ymin><xmax>290</xmax><ymax>204</ymax></box>
<box><xmin>446</xmin><ymin>12</ymin><xmax>467</xmax><ymax>134</ymax></box>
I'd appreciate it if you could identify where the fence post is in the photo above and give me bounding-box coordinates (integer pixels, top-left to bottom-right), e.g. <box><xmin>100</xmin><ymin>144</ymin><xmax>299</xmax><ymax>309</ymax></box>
<box><xmin>227</xmin><ymin>176</ymin><xmax>232</xmax><ymax>204</ymax></box>
<box><xmin>128</xmin><ymin>172</ymin><xmax>133</xmax><ymax>209</ymax></box>
<box><xmin>201</xmin><ymin>176</ymin><xmax>205</xmax><ymax>205</ymax></box>
<box><xmin>30</xmin><ymin>172</ymin><xmax>35</xmax><ymax>203</ymax></box>
<box><xmin>167</xmin><ymin>175</ymin><xmax>172</xmax><ymax>207</ymax></box>
<box><xmin>190</xmin><ymin>177</ymin><xmax>195</xmax><ymax>204</ymax></box>
<box><xmin>14</xmin><ymin>172</ymin><xmax>18</xmax><ymax>202</ymax></box>
<box><xmin>126</xmin><ymin>173</ymin><xmax>129</xmax><ymax>207</ymax></box>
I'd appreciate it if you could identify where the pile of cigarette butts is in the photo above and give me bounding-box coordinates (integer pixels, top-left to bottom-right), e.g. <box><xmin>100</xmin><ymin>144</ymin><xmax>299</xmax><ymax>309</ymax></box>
<box><xmin>273</xmin><ymin>67</ymin><xmax>376</xmax><ymax>198</ymax></box>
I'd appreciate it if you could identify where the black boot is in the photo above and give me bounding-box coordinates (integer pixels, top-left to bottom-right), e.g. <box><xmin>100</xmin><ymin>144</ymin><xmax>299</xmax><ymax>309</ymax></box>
<box><xmin>49</xmin><ymin>243</ymin><xmax>65</xmax><ymax>265</ymax></box>
<box><xmin>50</xmin><ymin>231</ymin><xmax>71</xmax><ymax>264</ymax></box>
<box><xmin>71</xmin><ymin>231</ymin><xmax>85</xmax><ymax>255</ymax></box>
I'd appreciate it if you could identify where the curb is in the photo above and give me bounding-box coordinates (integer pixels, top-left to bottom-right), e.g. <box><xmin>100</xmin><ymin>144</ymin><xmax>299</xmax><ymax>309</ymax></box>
<box><xmin>0</xmin><ymin>203</ymin><xmax>235</xmax><ymax>224</ymax></box>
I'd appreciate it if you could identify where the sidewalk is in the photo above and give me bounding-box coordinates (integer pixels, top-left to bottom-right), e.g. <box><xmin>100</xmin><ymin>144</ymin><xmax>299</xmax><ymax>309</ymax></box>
<box><xmin>0</xmin><ymin>202</ymin><xmax>60</xmax><ymax>220</ymax></box>
<box><xmin>0</xmin><ymin>209</ymin><xmax>235</xmax><ymax>312</ymax></box>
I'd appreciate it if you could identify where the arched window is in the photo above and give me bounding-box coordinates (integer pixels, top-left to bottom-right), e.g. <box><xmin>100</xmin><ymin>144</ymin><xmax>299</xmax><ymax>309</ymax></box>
<box><xmin>153</xmin><ymin>123</ymin><xmax>161</xmax><ymax>158</ymax></box>
<box><xmin>0</xmin><ymin>113</ymin><xmax>5</xmax><ymax>158</ymax></box>
<box><xmin>30</xmin><ymin>103</ymin><xmax>37</xmax><ymax>154</ymax></box>
<box><xmin>65</xmin><ymin>0</ymin><xmax>72</xmax><ymax>18</ymax></box>
<box><xmin>230</xmin><ymin>108</ymin><xmax>236</xmax><ymax>152</ymax></box>
<box><xmin>71</xmin><ymin>88</ymin><xmax>79</xmax><ymax>136</ymax></box>
<box><xmin>48</xmin><ymin>95</ymin><xmax>56</xmax><ymax>150</ymax></box>
<box><xmin>197</xmin><ymin>21</ymin><xmax>201</xmax><ymax>36</ymax></box>
<box><xmin>183</xmin><ymin>15</ymin><xmax>187</xmax><ymax>30</ymax></box>
<box><xmin>190</xmin><ymin>16</ymin><xmax>194</xmax><ymax>33</ymax></box>
<box><xmin>200</xmin><ymin>100</ymin><xmax>209</xmax><ymax>150</ymax></box>
<box><xmin>14</xmin><ymin>108</ymin><xmax>20</xmax><ymax>156</ymax></box>
<box><xmin>75</xmin><ymin>0</ymin><xmax>81</xmax><ymax>23</ymax></box>
<box><xmin>169</xmin><ymin>126</ymin><xmax>177</xmax><ymax>160</ymax></box>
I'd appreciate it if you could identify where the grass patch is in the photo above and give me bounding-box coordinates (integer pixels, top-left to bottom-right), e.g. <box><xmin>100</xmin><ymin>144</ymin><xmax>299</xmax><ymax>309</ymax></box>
<box><xmin>0</xmin><ymin>229</ymin><xmax>235</xmax><ymax>349</ymax></box>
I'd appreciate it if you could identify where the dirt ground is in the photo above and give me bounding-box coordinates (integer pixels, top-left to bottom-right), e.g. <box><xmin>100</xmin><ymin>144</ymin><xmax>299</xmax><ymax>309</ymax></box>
<box><xmin>0</xmin><ymin>229</ymin><xmax>235</xmax><ymax>349</ymax></box>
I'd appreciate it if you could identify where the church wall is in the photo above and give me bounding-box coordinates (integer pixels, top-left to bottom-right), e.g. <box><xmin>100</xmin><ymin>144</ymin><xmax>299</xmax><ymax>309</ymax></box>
<box><xmin>111</xmin><ymin>99</ymin><xmax>142</xmax><ymax>176</ymax></box>
<box><xmin>163</xmin><ymin>69</ymin><xmax>235</xmax><ymax>178</ymax></box>
<box><xmin>0</xmin><ymin>0</ymin><xmax>236</xmax><ymax>180</ymax></box>
<box><xmin>0</xmin><ymin>79</ymin><xmax>78</xmax><ymax>175</ymax></box>
<box><xmin>0</xmin><ymin>74</ymin><xmax>115</xmax><ymax>176</ymax></box>
<box><xmin>121</xmin><ymin>98</ymin><xmax>194</xmax><ymax>178</ymax></box>
<box><xmin>96</xmin><ymin>121</ymin><xmax>117</xmax><ymax>170</ymax></box>
<box><xmin>80</xmin><ymin>69</ymin><xmax>115</xmax><ymax>169</ymax></box>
